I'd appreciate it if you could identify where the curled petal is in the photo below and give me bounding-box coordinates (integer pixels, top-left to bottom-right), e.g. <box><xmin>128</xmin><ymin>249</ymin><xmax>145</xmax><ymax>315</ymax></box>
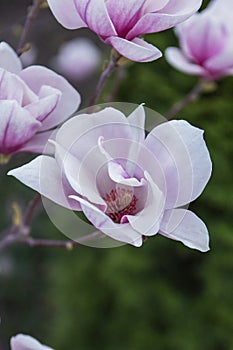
<box><xmin>106</xmin><ymin>37</ymin><xmax>162</xmax><ymax>62</ymax></box>
<box><xmin>70</xmin><ymin>194</ymin><xmax>143</xmax><ymax>247</ymax></box>
<box><xmin>126</xmin><ymin>172</ymin><xmax>165</xmax><ymax>236</ymax></box>
<box><xmin>0</xmin><ymin>100</ymin><xmax>40</xmax><ymax>154</ymax></box>
<box><xmin>20</xmin><ymin>66</ymin><xmax>81</xmax><ymax>130</ymax></box>
<box><xmin>160</xmin><ymin>209</ymin><xmax>210</xmax><ymax>252</ymax></box>
<box><xmin>25</xmin><ymin>86</ymin><xmax>61</xmax><ymax>123</ymax></box>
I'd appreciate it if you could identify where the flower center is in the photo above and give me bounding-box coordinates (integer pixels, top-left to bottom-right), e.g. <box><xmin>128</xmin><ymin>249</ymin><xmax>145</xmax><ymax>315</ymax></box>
<box><xmin>103</xmin><ymin>185</ymin><xmax>137</xmax><ymax>224</ymax></box>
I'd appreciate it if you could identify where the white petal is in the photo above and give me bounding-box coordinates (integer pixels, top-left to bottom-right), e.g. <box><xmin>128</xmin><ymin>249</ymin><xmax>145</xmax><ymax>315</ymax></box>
<box><xmin>160</xmin><ymin>209</ymin><xmax>210</xmax><ymax>252</ymax></box>
<box><xmin>10</xmin><ymin>334</ymin><xmax>53</xmax><ymax>350</ymax></box>
<box><xmin>70</xmin><ymin>195</ymin><xmax>143</xmax><ymax>247</ymax></box>
<box><xmin>145</xmin><ymin>120</ymin><xmax>212</xmax><ymax>209</ymax></box>
<box><xmin>8</xmin><ymin>155</ymin><xmax>81</xmax><ymax>210</ymax></box>
<box><xmin>0</xmin><ymin>42</ymin><xmax>22</xmax><ymax>74</ymax></box>
<box><xmin>126</xmin><ymin>172</ymin><xmax>165</xmax><ymax>236</ymax></box>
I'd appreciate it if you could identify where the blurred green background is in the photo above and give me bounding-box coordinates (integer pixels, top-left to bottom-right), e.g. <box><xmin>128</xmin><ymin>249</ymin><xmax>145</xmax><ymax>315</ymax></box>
<box><xmin>0</xmin><ymin>1</ymin><xmax>233</xmax><ymax>349</ymax></box>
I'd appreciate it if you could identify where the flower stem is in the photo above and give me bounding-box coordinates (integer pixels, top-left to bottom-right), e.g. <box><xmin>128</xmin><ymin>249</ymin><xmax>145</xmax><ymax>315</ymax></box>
<box><xmin>165</xmin><ymin>80</ymin><xmax>208</xmax><ymax>119</ymax></box>
<box><xmin>89</xmin><ymin>50</ymin><xmax>122</xmax><ymax>108</ymax></box>
<box><xmin>17</xmin><ymin>0</ymin><xmax>44</xmax><ymax>56</ymax></box>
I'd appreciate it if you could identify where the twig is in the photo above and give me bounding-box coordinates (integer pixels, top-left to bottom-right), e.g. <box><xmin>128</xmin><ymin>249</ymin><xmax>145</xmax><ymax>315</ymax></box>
<box><xmin>17</xmin><ymin>0</ymin><xmax>43</xmax><ymax>56</ymax></box>
<box><xmin>23</xmin><ymin>194</ymin><xmax>41</xmax><ymax>227</ymax></box>
<box><xmin>165</xmin><ymin>80</ymin><xmax>206</xmax><ymax>119</ymax></box>
<box><xmin>0</xmin><ymin>231</ymin><xmax>103</xmax><ymax>251</ymax></box>
<box><xmin>89</xmin><ymin>51</ymin><xmax>122</xmax><ymax>108</ymax></box>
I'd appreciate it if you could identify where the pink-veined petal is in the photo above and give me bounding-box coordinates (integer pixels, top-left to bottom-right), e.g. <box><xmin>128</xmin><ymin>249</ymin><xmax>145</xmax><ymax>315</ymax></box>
<box><xmin>25</xmin><ymin>86</ymin><xmax>61</xmax><ymax>123</ymax></box>
<box><xmin>127</xmin><ymin>0</ymin><xmax>202</xmax><ymax>39</ymax></box>
<box><xmin>19</xmin><ymin>131</ymin><xmax>54</xmax><ymax>154</ymax></box>
<box><xmin>74</xmin><ymin>0</ymin><xmax>116</xmax><ymax>36</ymax></box>
<box><xmin>0</xmin><ymin>100</ymin><xmax>40</xmax><ymax>154</ymax></box>
<box><xmin>20</xmin><ymin>66</ymin><xmax>80</xmax><ymax>130</ymax></box>
<box><xmin>105</xmin><ymin>0</ymin><xmax>146</xmax><ymax>37</ymax></box>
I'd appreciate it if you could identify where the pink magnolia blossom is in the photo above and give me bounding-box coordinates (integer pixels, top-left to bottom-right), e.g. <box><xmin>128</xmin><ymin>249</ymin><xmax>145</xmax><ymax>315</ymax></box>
<box><xmin>51</xmin><ymin>38</ymin><xmax>101</xmax><ymax>80</ymax></box>
<box><xmin>0</xmin><ymin>42</ymin><xmax>80</xmax><ymax>156</ymax></box>
<box><xmin>10</xmin><ymin>334</ymin><xmax>53</xmax><ymax>350</ymax></box>
<box><xmin>47</xmin><ymin>0</ymin><xmax>202</xmax><ymax>62</ymax></box>
<box><xmin>9</xmin><ymin>105</ymin><xmax>212</xmax><ymax>251</ymax></box>
<box><xmin>165</xmin><ymin>0</ymin><xmax>233</xmax><ymax>80</ymax></box>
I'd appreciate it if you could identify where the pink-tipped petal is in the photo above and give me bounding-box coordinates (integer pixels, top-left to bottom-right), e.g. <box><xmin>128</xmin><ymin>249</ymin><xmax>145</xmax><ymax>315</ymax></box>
<box><xmin>165</xmin><ymin>47</ymin><xmax>206</xmax><ymax>76</ymax></box>
<box><xmin>106</xmin><ymin>37</ymin><xmax>162</xmax><ymax>62</ymax></box>
<box><xmin>47</xmin><ymin>0</ymin><xmax>86</xmax><ymax>29</ymax></box>
<box><xmin>19</xmin><ymin>131</ymin><xmax>54</xmax><ymax>154</ymax></box>
<box><xmin>25</xmin><ymin>87</ymin><xmax>61</xmax><ymax>123</ymax></box>
<box><xmin>0</xmin><ymin>100</ymin><xmax>40</xmax><ymax>154</ymax></box>
<box><xmin>74</xmin><ymin>0</ymin><xmax>116</xmax><ymax>36</ymax></box>
<box><xmin>106</xmin><ymin>0</ymin><xmax>146</xmax><ymax>37</ymax></box>
<box><xmin>160</xmin><ymin>209</ymin><xmax>210</xmax><ymax>252</ymax></box>
<box><xmin>0</xmin><ymin>42</ymin><xmax>22</xmax><ymax>74</ymax></box>
<box><xmin>127</xmin><ymin>0</ymin><xmax>202</xmax><ymax>39</ymax></box>
<box><xmin>20</xmin><ymin>66</ymin><xmax>80</xmax><ymax>129</ymax></box>
<box><xmin>8</xmin><ymin>156</ymin><xmax>81</xmax><ymax>210</ymax></box>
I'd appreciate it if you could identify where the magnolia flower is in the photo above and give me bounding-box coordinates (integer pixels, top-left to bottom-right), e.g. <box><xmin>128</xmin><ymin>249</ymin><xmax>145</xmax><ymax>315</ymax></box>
<box><xmin>47</xmin><ymin>0</ymin><xmax>202</xmax><ymax>62</ymax></box>
<box><xmin>0</xmin><ymin>42</ymin><xmax>80</xmax><ymax>156</ymax></box>
<box><xmin>165</xmin><ymin>0</ymin><xmax>233</xmax><ymax>80</ymax></box>
<box><xmin>10</xmin><ymin>334</ymin><xmax>53</xmax><ymax>350</ymax></box>
<box><xmin>9</xmin><ymin>105</ymin><xmax>212</xmax><ymax>251</ymax></box>
<box><xmin>51</xmin><ymin>38</ymin><xmax>101</xmax><ymax>81</ymax></box>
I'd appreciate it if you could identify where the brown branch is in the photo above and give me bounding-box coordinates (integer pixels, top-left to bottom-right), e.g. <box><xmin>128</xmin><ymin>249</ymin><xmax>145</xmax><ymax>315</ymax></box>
<box><xmin>0</xmin><ymin>231</ymin><xmax>103</xmax><ymax>251</ymax></box>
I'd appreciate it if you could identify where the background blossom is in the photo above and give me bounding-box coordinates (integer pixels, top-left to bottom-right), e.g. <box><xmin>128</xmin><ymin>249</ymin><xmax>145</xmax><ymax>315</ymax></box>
<box><xmin>51</xmin><ymin>38</ymin><xmax>101</xmax><ymax>81</ymax></box>
<box><xmin>0</xmin><ymin>42</ymin><xmax>80</xmax><ymax>155</ymax></box>
<box><xmin>165</xmin><ymin>0</ymin><xmax>233</xmax><ymax>79</ymax></box>
<box><xmin>47</xmin><ymin>0</ymin><xmax>202</xmax><ymax>62</ymax></box>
